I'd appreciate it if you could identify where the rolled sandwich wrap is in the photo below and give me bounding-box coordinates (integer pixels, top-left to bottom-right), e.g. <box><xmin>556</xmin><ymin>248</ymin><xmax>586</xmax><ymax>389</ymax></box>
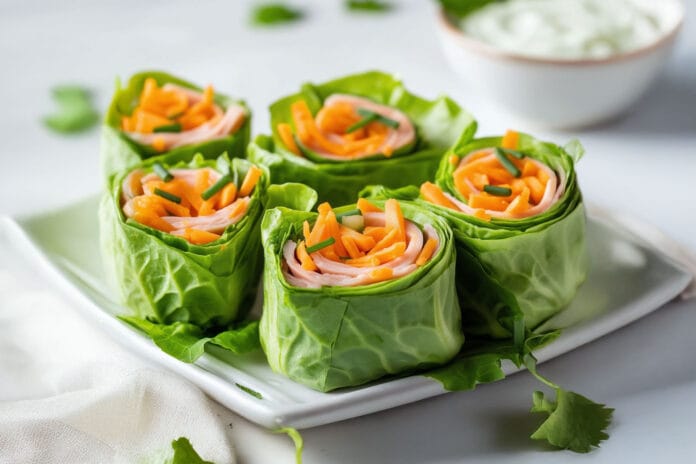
<box><xmin>100</xmin><ymin>153</ymin><xmax>316</xmax><ymax>328</ymax></box>
<box><xmin>101</xmin><ymin>71</ymin><xmax>251</xmax><ymax>180</ymax></box>
<box><xmin>260</xmin><ymin>198</ymin><xmax>464</xmax><ymax>391</ymax></box>
<box><xmin>249</xmin><ymin>70</ymin><xmax>476</xmax><ymax>205</ymax></box>
<box><xmin>364</xmin><ymin>130</ymin><xmax>587</xmax><ymax>339</ymax></box>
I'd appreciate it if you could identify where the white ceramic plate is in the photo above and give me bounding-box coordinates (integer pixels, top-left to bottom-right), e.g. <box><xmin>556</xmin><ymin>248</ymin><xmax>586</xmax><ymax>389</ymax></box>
<box><xmin>1</xmin><ymin>196</ymin><xmax>691</xmax><ymax>430</ymax></box>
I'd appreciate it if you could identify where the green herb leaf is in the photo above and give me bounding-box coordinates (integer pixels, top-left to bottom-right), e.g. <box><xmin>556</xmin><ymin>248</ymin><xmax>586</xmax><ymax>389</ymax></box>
<box><xmin>494</xmin><ymin>147</ymin><xmax>521</xmax><ymax>177</ymax></box>
<box><xmin>154</xmin><ymin>188</ymin><xmax>182</xmax><ymax>204</ymax></box>
<box><xmin>358</xmin><ymin>108</ymin><xmax>400</xmax><ymax>128</ymax></box>
<box><xmin>425</xmin><ymin>353</ymin><xmax>506</xmax><ymax>390</ymax></box>
<box><xmin>438</xmin><ymin>0</ymin><xmax>500</xmax><ymax>19</ymax></box>
<box><xmin>501</xmin><ymin>147</ymin><xmax>526</xmax><ymax>159</ymax></box>
<box><xmin>251</xmin><ymin>3</ymin><xmax>303</xmax><ymax>26</ymax></box>
<box><xmin>345</xmin><ymin>112</ymin><xmax>378</xmax><ymax>133</ymax></box>
<box><xmin>43</xmin><ymin>85</ymin><xmax>99</xmax><ymax>134</ymax></box>
<box><xmin>235</xmin><ymin>383</ymin><xmax>263</xmax><ymax>399</ymax></box>
<box><xmin>201</xmin><ymin>175</ymin><xmax>232</xmax><ymax>200</ymax></box>
<box><xmin>483</xmin><ymin>185</ymin><xmax>512</xmax><ymax>196</ymax></box>
<box><xmin>169</xmin><ymin>437</ymin><xmax>215</xmax><ymax>464</ymax></box>
<box><xmin>119</xmin><ymin>317</ymin><xmax>261</xmax><ymax>363</ymax></box>
<box><xmin>346</xmin><ymin>0</ymin><xmax>393</xmax><ymax>12</ymax></box>
<box><xmin>306</xmin><ymin>237</ymin><xmax>336</xmax><ymax>253</ymax></box>
<box><xmin>274</xmin><ymin>427</ymin><xmax>304</xmax><ymax>464</ymax></box>
<box><xmin>153</xmin><ymin>162</ymin><xmax>174</xmax><ymax>182</ymax></box>
<box><xmin>524</xmin><ymin>354</ymin><xmax>613</xmax><ymax>453</ymax></box>
<box><xmin>153</xmin><ymin>123</ymin><xmax>182</xmax><ymax>133</ymax></box>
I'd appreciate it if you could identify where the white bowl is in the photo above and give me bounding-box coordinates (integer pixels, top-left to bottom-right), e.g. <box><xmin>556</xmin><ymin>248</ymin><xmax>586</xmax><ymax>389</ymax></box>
<box><xmin>436</xmin><ymin>1</ymin><xmax>685</xmax><ymax>129</ymax></box>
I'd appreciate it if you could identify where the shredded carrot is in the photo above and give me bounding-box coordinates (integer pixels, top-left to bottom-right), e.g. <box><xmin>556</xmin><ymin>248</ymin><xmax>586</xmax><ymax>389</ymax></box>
<box><xmin>186</xmin><ymin>228</ymin><xmax>221</xmax><ymax>245</ymax></box>
<box><xmin>297</xmin><ymin>241</ymin><xmax>317</xmax><ymax>271</ymax></box>
<box><xmin>278</xmin><ymin>123</ymin><xmax>301</xmax><ymax>156</ymax></box>
<box><xmin>473</xmin><ymin>209</ymin><xmax>491</xmax><ymax>221</ymax></box>
<box><xmin>357</xmin><ymin>198</ymin><xmax>383</xmax><ymax>215</ymax></box>
<box><xmin>152</xmin><ymin>137</ymin><xmax>166</xmax><ymax>153</ymax></box>
<box><xmin>239</xmin><ymin>166</ymin><xmax>263</xmax><ymax>197</ymax></box>
<box><xmin>218</xmin><ymin>182</ymin><xmax>237</xmax><ymax>209</ymax></box>
<box><xmin>420</xmin><ymin>182</ymin><xmax>457</xmax><ymax>210</ymax></box>
<box><xmin>416</xmin><ymin>238</ymin><xmax>438</xmax><ymax>266</ymax></box>
<box><xmin>124</xmin><ymin>164</ymin><xmax>256</xmax><ymax>245</ymax></box>
<box><xmin>291</xmin><ymin>200</ymin><xmax>437</xmax><ymax>284</ymax></box>
<box><xmin>501</xmin><ymin>129</ymin><xmax>519</xmax><ymax>149</ymax></box>
<box><xmin>449</xmin><ymin>154</ymin><xmax>460</xmax><ymax>166</ymax></box>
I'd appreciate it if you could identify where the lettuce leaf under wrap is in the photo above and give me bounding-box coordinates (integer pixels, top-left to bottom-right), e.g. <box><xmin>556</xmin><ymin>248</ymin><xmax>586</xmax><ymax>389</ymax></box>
<box><xmin>101</xmin><ymin>70</ymin><xmax>251</xmax><ymax>182</ymax></box>
<box><xmin>362</xmin><ymin>133</ymin><xmax>588</xmax><ymax>339</ymax></box>
<box><xmin>260</xmin><ymin>200</ymin><xmax>464</xmax><ymax>392</ymax></box>
<box><xmin>248</xmin><ymin>70</ymin><xmax>476</xmax><ymax>205</ymax></box>
<box><xmin>100</xmin><ymin>153</ymin><xmax>317</xmax><ymax>329</ymax></box>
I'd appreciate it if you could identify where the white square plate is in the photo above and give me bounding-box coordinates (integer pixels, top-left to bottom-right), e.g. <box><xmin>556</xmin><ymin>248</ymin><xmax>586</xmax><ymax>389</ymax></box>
<box><xmin>1</xmin><ymin>196</ymin><xmax>691</xmax><ymax>430</ymax></box>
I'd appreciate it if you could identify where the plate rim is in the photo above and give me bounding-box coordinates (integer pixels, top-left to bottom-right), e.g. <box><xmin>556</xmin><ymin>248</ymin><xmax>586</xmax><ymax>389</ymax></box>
<box><xmin>1</xmin><ymin>198</ymin><xmax>692</xmax><ymax>430</ymax></box>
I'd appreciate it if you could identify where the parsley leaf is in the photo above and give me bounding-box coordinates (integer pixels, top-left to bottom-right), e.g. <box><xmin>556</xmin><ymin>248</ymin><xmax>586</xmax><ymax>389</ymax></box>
<box><xmin>346</xmin><ymin>0</ymin><xmax>393</xmax><ymax>12</ymax></box>
<box><xmin>169</xmin><ymin>437</ymin><xmax>214</xmax><ymax>464</ymax></box>
<box><xmin>251</xmin><ymin>3</ymin><xmax>303</xmax><ymax>26</ymax></box>
<box><xmin>43</xmin><ymin>85</ymin><xmax>99</xmax><ymax>134</ymax></box>
<box><xmin>524</xmin><ymin>354</ymin><xmax>614</xmax><ymax>453</ymax></box>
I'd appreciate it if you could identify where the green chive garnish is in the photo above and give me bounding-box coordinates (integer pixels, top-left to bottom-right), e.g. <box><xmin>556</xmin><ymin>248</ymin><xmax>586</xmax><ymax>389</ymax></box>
<box><xmin>153</xmin><ymin>162</ymin><xmax>173</xmax><ymax>182</ymax></box>
<box><xmin>201</xmin><ymin>175</ymin><xmax>232</xmax><ymax>200</ymax></box>
<box><xmin>494</xmin><ymin>147</ymin><xmax>521</xmax><ymax>177</ymax></box>
<box><xmin>336</xmin><ymin>209</ymin><xmax>362</xmax><ymax>221</ymax></box>
<box><xmin>501</xmin><ymin>148</ymin><xmax>526</xmax><ymax>159</ymax></box>
<box><xmin>346</xmin><ymin>113</ymin><xmax>378</xmax><ymax>133</ymax></box>
<box><xmin>358</xmin><ymin>108</ymin><xmax>400</xmax><ymax>128</ymax></box>
<box><xmin>306</xmin><ymin>237</ymin><xmax>336</xmax><ymax>253</ymax></box>
<box><xmin>483</xmin><ymin>185</ymin><xmax>512</xmax><ymax>196</ymax></box>
<box><xmin>154</xmin><ymin>188</ymin><xmax>181</xmax><ymax>204</ymax></box>
<box><xmin>153</xmin><ymin>123</ymin><xmax>182</xmax><ymax>133</ymax></box>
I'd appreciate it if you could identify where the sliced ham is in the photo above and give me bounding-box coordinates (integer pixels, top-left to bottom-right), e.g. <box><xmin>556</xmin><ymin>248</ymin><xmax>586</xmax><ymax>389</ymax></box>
<box><xmin>309</xmin><ymin>94</ymin><xmax>416</xmax><ymax>161</ymax></box>
<box><xmin>447</xmin><ymin>149</ymin><xmax>564</xmax><ymax>220</ymax></box>
<box><xmin>123</xmin><ymin>84</ymin><xmax>246</xmax><ymax>151</ymax></box>
<box><xmin>282</xmin><ymin>213</ymin><xmax>439</xmax><ymax>289</ymax></box>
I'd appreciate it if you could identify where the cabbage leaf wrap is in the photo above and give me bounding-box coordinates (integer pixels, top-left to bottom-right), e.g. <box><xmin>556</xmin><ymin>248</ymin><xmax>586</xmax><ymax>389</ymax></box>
<box><xmin>362</xmin><ymin>133</ymin><xmax>587</xmax><ymax>339</ymax></box>
<box><xmin>100</xmin><ymin>153</ymin><xmax>317</xmax><ymax>329</ymax></box>
<box><xmin>101</xmin><ymin>70</ymin><xmax>251</xmax><ymax>181</ymax></box>
<box><xmin>248</xmin><ymin>70</ymin><xmax>476</xmax><ymax>205</ymax></box>
<box><xmin>260</xmin><ymin>200</ymin><xmax>464</xmax><ymax>392</ymax></box>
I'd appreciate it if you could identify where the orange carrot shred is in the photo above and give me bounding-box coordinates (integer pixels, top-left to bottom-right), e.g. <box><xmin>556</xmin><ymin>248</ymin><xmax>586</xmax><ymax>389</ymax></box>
<box><xmin>420</xmin><ymin>182</ymin><xmax>457</xmax><ymax>210</ymax></box>
<box><xmin>501</xmin><ymin>130</ymin><xmax>519</xmax><ymax>149</ymax></box>
<box><xmin>278</xmin><ymin>123</ymin><xmax>301</xmax><ymax>156</ymax></box>
<box><xmin>416</xmin><ymin>238</ymin><xmax>438</xmax><ymax>266</ymax></box>
<box><xmin>357</xmin><ymin>198</ymin><xmax>383</xmax><ymax>215</ymax></box>
<box><xmin>239</xmin><ymin>165</ymin><xmax>263</xmax><ymax>197</ymax></box>
<box><xmin>297</xmin><ymin>241</ymin><xmax>318</xmax><ymax>271</ymax></box>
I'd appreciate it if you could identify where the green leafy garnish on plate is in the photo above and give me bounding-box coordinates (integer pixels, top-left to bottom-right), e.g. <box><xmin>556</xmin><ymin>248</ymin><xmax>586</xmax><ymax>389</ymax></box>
<box><xmin>43</xmin><ymin>85</ymin><xmax>99</xmax><ymax>134</ymax></box>
<box><xmin>120</xmin><ymin>316</ymin><xmax>261</xmax><ymax>363</ymax></box>
<box><xmin>346</xmin><ymin>0</ymin><xmax>393</xmax><ymax>12</ymax></box>
<box><xmin>525</xmin><ymin>354</ymin><xmax>614</xmax><ymax>452</ymax></box>
<box><xmin>251</xmin><ymin>3</ymin><xmax>303</xmax><ymax>26</ymax></box>
<box><xmin>168</xmin><ymin>437</ymin><xmax>214</xmax><ymax>464</ymax></box>
<box><xmin>275</xmin><ymin>427</ymin><xmax>304</xmax><ymax>464</ymax></box>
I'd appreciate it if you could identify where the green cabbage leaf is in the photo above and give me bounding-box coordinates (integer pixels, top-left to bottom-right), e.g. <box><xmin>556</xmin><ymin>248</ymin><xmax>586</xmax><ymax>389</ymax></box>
<box><xmin>260</xmin><ymin>200</ymin><xmax>464</xmax><ymax>391</ymax></box>
<box><xmin>248</xmin><ymin>70</ymin><xmax>476</xmax><ymax>205</ymax></box>
<box><xmin>101</xmin><ymin>70</ymin><xmax>251</xmax><ymax>182</ymax></box>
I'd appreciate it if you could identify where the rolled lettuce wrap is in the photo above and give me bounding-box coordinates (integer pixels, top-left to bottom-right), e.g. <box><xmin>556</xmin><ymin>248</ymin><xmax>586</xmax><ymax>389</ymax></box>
<box><xmin>101</xmin><ymin>71</ymin><xmax>251</xmax><ymax>180</ymax></box>
<box><xmin>260</xmin><ymin>198</ymin><xmax>464</xmax><ymax>391</ymax></box>
<box><xmin>100</xmin><ymin>153</ymin><xmax>316</xmax><ymax>329</ymax></box>
<box><xmin>248</xmin><ymin>70</ymin><xmax>476</xmax><ymax>205</ymax></box>
<box><xmin>364</xmin><ymin>130</ymin><xmax>587</xmax><ymax>339</ymax></box>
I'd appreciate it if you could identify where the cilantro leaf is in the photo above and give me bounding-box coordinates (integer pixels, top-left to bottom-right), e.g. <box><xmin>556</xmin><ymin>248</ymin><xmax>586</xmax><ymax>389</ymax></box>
<box><xmin>425</xmin><ymin>352</ymin><xmax>506</xmax><ymax>390</ymax></box>
<box><xmin>524</xmin><ymin>354</ymin><xmax>613</xmax><ymax>452</ymax></box>
<box><xmin>251</xmin><ymin>3</ymin><xmax>303</xmax><ymax>26</ymax></box>
<box><xmin>169</xmin><ymin>437</ymin><xmax>214</xmax><ymax>464</ymax></box>
<box><xmin>274</xmin><ymin>427</ymin><xmax>304</xmax><ymax>464</ymax></box>
<box><xmin>530</xmin><ymin>389</ymin><xmax>613</xmax><ymax>453</ymax></box>
<box><xmin>120</xmin><ymin>316</ymin><xmax>260</xmax><ymax>363</ymax></box>
<box><xmin>346</xmin><ymin>0</ymin><xmax>393</xmax><ymax>12</ymax></box>
<box><xmin>43</xmin><ymin>85</ymin><xmax>99</xmax><ymax>133</ymax></box>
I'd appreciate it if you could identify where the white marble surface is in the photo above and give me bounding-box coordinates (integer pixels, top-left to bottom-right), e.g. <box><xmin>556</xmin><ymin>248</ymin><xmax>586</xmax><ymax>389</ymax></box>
<box><xmin>1</xmin><ymin>1</ymin><xmax>695</xmax><ymax>462</ymax></box>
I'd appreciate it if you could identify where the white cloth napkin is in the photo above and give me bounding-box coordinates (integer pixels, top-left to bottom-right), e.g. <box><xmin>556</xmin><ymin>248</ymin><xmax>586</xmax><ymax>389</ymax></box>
<box><xmin>0</xmin><ymin>254</ymin><xmax>238</xmax><ymax>464</ymax></box>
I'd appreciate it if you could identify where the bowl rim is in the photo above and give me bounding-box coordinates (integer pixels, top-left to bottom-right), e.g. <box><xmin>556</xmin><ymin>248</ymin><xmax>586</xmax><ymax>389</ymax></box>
<box><xmin>438</xmin><ymin>1</ymin><xmax>685</xmax><ymax>67</ymax></box>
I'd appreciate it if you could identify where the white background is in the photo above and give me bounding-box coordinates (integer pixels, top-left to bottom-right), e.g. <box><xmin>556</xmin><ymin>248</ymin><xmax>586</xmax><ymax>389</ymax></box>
<box><xmin>1</xmin><ymin>1</ymin><xmax>695</xmax><ymax>462</ymax></box>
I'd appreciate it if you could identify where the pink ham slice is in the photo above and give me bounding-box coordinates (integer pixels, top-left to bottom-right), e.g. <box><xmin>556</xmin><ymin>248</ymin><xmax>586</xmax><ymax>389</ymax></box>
<box><xmin>308</xmin><ymin>94</ymin><xmax>416</xmax><ymax>161</ymax></box>
<box><xmin>446</xmin><ymin>149</ymin><xmax>565</xmax><ymax>220</ymax></box>
<box><xmin>121</xmin><ymin>167</ymin><xmax>249</xmax><ymax>235</ymax></box>
<box><xmin>123</xmin><ymin>84</ymin><xmax>246</xmax><ymax>151</ymax></box>
<box><xmin>282</xmin><ymin>213</ymin><xmax>439</xmax><ymax>289</ymax></box>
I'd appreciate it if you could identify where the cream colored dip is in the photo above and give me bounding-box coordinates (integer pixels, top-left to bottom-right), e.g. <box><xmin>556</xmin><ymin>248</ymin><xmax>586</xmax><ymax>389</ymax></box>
<box><xmin>460</xmin><ymin>0</ymin><xmax>668</xmax><ymax>59</ymax></box>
